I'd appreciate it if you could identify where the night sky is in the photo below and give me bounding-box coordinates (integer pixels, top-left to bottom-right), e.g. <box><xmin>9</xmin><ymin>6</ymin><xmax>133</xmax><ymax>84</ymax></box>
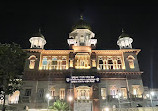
<box><xmin>0</xmin><ymin>1</ymin><xmax>158</xmax><ymax>88</ymax></box>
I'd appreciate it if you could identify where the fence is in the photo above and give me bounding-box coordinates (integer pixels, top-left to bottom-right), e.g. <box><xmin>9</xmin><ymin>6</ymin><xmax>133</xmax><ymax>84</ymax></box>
<box><xmin>104</xmin><ymin>107</ymin><xmax>158</xmax><ymax>111</ymax></box>
<box><xmin>0</xmin><ymin>107</ymin><xmax>158</xmax><ymax>111</ymax></box>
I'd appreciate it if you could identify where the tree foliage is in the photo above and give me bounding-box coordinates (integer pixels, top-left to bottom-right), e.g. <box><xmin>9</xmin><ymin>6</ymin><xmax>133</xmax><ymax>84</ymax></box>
<box><xmin>50</xmin><ymin>100</ymin><xmax>70</xmax><ymax>111</ymax></box>
<box><xmin>0</xmin><ymin>43</ymin><xmax>27</xmax><ymax>110</ymax></box>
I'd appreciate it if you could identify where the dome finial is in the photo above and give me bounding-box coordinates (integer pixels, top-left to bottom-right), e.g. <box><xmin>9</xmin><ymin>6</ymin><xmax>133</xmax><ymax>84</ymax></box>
<box><xmin>80</xmin><ymin>14</ymin><xmax>83</xmax><ymax>20</ymax></box>
<box><xmin>39</xmin><ymin>28</ymin><xmax>41</xmax><ymax>33</ymax></box>
<box><xmin>122</xmin><ymin>28</ymin><xmax>124</xmax><ymax>33</ymax></box>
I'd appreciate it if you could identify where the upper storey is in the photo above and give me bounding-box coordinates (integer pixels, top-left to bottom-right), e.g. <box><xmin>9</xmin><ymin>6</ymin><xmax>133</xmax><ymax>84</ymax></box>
<box><xmin>24</xmin><ymin>49</ymin><xmax>141</xmax><ymax>72</ymax></box>
<box><xmin>26</xmin><ymin>16</ymin><xmax>141</xmax><ymax>72</ymax></box>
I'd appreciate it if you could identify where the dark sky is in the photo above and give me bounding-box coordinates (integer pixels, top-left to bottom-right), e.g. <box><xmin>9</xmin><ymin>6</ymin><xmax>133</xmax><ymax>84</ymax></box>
<box><xmin>0</xmin><ymin>1</ymin><xmax>158</xmax><ymax>88</ymax></box>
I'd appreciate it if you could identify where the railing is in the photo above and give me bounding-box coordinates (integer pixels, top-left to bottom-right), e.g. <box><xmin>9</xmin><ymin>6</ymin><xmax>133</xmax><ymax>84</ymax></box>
<box><xmin>1</xmin><ymin>107</ymin><xmax>158</xmax><ymax>111</ymax></box>
<box><xmin>42</xmin><ymin>65</ymin><xmax>66</xmax><ymax>70</ymax></box>
<box><xmin>22</xmin><ymin>107</ymin><xmax>158</xmax><ymax>111</ymax></box>
<box><xmin>102</xmin><ymin>107</ymin><xmax>158</xmax><ymax>111</ymax></box>
<box><xmin>99</xmin><ymin>64</ymin><xmax>122</xmax><ymax>70</ymax></box>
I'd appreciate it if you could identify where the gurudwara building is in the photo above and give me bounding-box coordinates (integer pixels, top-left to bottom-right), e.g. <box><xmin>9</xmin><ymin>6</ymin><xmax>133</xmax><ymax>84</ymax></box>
<box><xmin>5</xmin><ymin>17</ymin><xmax>146</xmax><ymax>111</ymax></box>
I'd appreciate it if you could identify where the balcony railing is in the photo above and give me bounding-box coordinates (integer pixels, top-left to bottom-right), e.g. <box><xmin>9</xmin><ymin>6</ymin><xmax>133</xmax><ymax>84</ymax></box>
<box><xmin>99</xmin><ymin>64</ymin><xmax>122</xmax><ymax>70</ymax></box>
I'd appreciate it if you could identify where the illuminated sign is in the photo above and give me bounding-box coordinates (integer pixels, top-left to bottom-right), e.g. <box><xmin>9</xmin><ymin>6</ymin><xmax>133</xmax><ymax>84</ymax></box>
<box><xmin>66</xmin><ymin>76</ymin><xmax>100</xmax><ymax>83</ymax></box>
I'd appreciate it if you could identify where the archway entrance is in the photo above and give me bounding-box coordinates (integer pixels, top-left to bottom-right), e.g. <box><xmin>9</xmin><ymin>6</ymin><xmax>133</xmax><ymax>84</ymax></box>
<box><xmin>76</xmin><ymin>86</ymin><xmax>90</xmax><ymax>100</ymax></box>
<box><xmin>74</xmin><ymin>86</ymin><xmax>92</xmax><ymax>111</ymax></box>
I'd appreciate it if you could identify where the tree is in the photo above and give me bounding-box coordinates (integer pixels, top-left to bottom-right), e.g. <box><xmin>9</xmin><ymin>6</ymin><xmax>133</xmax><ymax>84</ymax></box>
<box><xmin>0</xmin><ymin>43</ymin><xmax>27</xmax><ymax>111</ymax></box>
<box><xmin>50</xmin><ymin>100</ymin><xmax>70</xmax><ymax>111</ymax></box>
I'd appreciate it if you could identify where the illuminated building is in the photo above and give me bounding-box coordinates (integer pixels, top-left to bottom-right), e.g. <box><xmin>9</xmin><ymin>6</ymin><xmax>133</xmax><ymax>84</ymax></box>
<box><xmin>6</xmin><ymin>16</ymin><xmax>145</xmax><ymax>110</ymax></box>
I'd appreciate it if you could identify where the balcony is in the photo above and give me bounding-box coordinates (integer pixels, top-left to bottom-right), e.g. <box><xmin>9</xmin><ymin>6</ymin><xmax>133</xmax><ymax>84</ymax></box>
<box><xmin>98</xmin><ymin>64</ymin><xmax>122</xmax><ymax>70</ymax></box>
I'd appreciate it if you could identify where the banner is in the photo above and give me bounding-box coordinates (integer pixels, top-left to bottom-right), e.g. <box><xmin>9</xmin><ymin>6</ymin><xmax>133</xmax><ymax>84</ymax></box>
<box><xmin>66</xmin><ymin>76</ymin><xmax>100</xmax><ymax>83</ymax></box>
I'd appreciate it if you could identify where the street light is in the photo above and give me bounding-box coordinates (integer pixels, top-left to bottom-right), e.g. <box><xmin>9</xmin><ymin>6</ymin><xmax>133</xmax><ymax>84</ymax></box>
<box><xmin>68</xmin><ymin>95</ymin><xmax>73</xmax><ymax>111</ymax></box>
<box><xmin>150</xmin><ymin>91</ymin><xmax>154</xmax><ymax>107</ymax></box>
<box><xmin>104</xmin><ymin>107</ymin><xmax>109</xmax><ymax>111</ymax></box>
<box><xmin>46</xmin><ymin>93</ymin><xmax>52</xmax><ymax>110</ymax></box>
<box><xmin>115</xmin><ymin>93</ymin><xmax>122</xmax><ymax>108</ymax></box>
<box><xmin>146</xmin><ymin>91</ymin><xmax>155</xmax><ymax>107</ymax></box>
<box><xmin>68</xmin><ymin>95</ymin><xmax>73</xmax><ymax>102</ymax></box>
<box><xmin>150</xmin><ymin>91</ymin><xmax>154</xmax><ymax>96</ymax></box>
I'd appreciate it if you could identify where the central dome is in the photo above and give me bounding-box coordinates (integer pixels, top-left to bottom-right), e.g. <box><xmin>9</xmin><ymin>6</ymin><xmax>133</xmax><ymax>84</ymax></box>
<box><xmin>119</xmin><ymin>29</ymin><xmax>130</xmax><ymax>39</ymax></box>
<box><xmin>32</xmin><ymin>29</ymin><xmax>45</xmax><ymax>39</ymax></box>
<box><xmin>72</xmin><ymin>16</ymin><xmax>91</xmax><ymax>31</ymax></box>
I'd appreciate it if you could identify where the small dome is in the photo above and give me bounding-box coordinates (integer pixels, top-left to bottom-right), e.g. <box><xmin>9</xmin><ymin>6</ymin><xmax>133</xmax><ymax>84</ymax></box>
<box><xmin>32</xmin><ymin>29</ymin><xmax>45</xmax><ymax>39</ymax></box>
<box><xmin>119</xmin><ymin>29</ymin><xmax>130</xmax><ymax>39</ymax></box>
<box><xmin>72</xmin><ymin>15</ymin><xmax>91</xmax><ymax>31</ymax></box>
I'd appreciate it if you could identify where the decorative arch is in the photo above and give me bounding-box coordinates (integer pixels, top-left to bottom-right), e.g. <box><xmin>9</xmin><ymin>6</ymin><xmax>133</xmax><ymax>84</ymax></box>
<box><xmin>28</xmin><ymin>55</ymin><xmax>37</xmax><ymax>69</ymax></box>
<box><xmin>28</xmin><ymin>55</ymin><xmax>37</xmax><ymax>60</ymax></box>
<box><xmin>98</xmin><ymin>58</ymin><xmax>103</xmax><ymax>69</ymax></box>
<box><xmin>127</xmin><ymin>55</ymin><xmax>135</xmax><ymax>60</ymax></box>
<box><xmin>49</xmin><ymin>87</ymin><xmax>55</xmax><ymax>97</ymax></box>
<box><xmin>127</xmin><ymin>55</ymin><xmax>135</xmax><ymax>69</ymax></box>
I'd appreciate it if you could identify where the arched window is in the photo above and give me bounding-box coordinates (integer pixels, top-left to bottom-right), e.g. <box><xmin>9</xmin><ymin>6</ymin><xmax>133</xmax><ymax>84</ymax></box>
<box><xmin>108</xmin><ymin>59</ymin><xmax>113</xmax><ymax>69</ymax></box>
<box><xmin>50</xmin><ymin>87</ymin><xmax>55</xmax><ymax>97</ymax></box>
<box><xmin>127</xmin><ymin>55</ymin><xmax>135</xmax><ymax>69</ymax></box>
<box><xmin>28</xmin><ymin>55</ymin><xmax>37</xmax><ymax>69</ymax></box>
<box><xmin>52</xmin><ymin>58</ymin><xmax>57</xmax><ymax>69</ymax></box>
<box><xmin>80</xmin><ymin>35</ymin><xmax>84</xmax><ymax>43</ymax></box>
<box><xmin>99</xmin><ymin>60</ymin><xmax>103</xmax><ymax>64</ymax></box>
<box><xmin>42</xmin><ymin>57</ymin><xmax>47</xmax><ymax>69</ymax></box>
<box><xmin>75</xmin><ymin>53</ymin><xmax>90</xmax><ymax>69</ymax></box>
<box><xmin>110</xmin><ymin>86</ymin><xmax>117</xmax><ymax>98</ymax></box>
<box><xmin>29</xmin><ymin>60</ymin><xmax>35</xmax><ymax>69</ymax></box>
<box><xmin>117</xmin><ymin>60</ymin><xmax>121</xmax><ymax>64</ymax></box>
<box><xmin>37</xmin><ymin>88</ymin><xmax>44</xmax><ymax>98</ymax></box>
<box><xmin>117</xmin><ymin>59</ymin><xmax>122</xmax><ymax>69</ymax></box>
<box><xmin>101</xmin><ymin>88</ymin><xmax>106</xmax><ymax>99</ymax></box>
<box><xmin>62</xmin><ymin>57</ymin><xmax>67</xmax><ymax>69</ymax></box>
<box><xmin>60</xmin><ymin>88</ymin><xmax>65</xmax><ymax>100</ymax></box>
<box><xmin>108</xmin><ymin>60</ymin><xmax>113</xmax><ymax>64</ymax></box>
<box><xmin>99</xmin><ymin>59</ymin><xmax>103</xmax><ymax>69</ymax></box>
<box><xmin>132</xmin><ymin>85</ymin><xmax>141</xmax><ymax>97</ymax></box>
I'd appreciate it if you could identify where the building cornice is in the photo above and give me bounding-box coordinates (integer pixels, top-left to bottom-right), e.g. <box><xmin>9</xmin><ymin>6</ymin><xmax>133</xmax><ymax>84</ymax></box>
<box><xmin>41</xmin><ymin>50</ymin><xmax>73</xmax><ymax>54</ymax></box>
<box><xmin>92</xmin><ymin>49</ymin><xmax>141</xmax><ymax>55</ymax></box>
<box><xmin>24</xmin><ymin>48</ymin><xmax>141</xmax><ymax>55</ymax></box>
<box><xmin>24</xmin><ymin>49</ymin><xmax>44</xmax><ymax>53</ymax></box>
<box><xmin>98</xmin><ymin>71</ymin><xmax>143</xmax><ymax>75</ymax></box>
<box><xmin>24</xmin><ymin>49</ymin><xmax>73</xmax><ymax>54</ymax></box>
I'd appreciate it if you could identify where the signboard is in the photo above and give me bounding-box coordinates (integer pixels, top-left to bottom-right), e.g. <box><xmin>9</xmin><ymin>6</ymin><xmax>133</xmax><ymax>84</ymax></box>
<box><xmin>66</xmin><ymin>76</ymin><xmax>100</xmax><ymax>83</ymax></box>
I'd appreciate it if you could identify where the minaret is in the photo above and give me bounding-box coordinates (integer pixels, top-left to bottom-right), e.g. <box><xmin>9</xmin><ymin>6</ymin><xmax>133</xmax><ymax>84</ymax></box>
<box><xmin>29</xmin><ymin>29</ymin><xmax>46</xmax><ymax>49</ymax></box>
<box><xmin>67</xmin><ymin>15</ymin><xmax>97</xmax><ymax>49</ymax></box>
<box><xmin>117</xmin><ymin>29</ymin><xmax>133</xmax><ymax>49</ymax></box>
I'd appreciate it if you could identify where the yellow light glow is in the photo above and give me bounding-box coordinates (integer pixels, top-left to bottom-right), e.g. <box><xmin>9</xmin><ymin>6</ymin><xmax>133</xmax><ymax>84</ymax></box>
<box><xmin>92</xmin><ymin>60</ymin><xmax>96</xmax><ymax>67</ymax></box>
<box><xmin>29</xmin><ymin>61</ymin><xmax>35</xmax><ymax>69</ymax></box>
<box><xmin>104</xmin><ymin>107</ymin><xmax>109</xmax><ymax>111</ymax></box>
<box><xmin>68</xmin><ymin>96</ymin><xmax>73</xmax><ymax>102</ymax></box>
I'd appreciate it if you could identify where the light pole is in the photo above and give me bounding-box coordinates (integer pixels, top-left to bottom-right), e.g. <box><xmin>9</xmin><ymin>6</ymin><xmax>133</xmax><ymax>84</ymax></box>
<box><xmin>115</xmin><ymin>93</ymin><xmax>122</xmax><ymax>108</ymax></box>
<box><xmin>150</xmin><ymin>91</ymin><xmax>154</xmax><ymax>107</ymax></box>
<box><xmin>68</xmin><ymin>95</ymin><xmax>73</xmax><ymax>111</ymax></box>
<box><xmin>146</xmin><ymin>91</ymin><xmax>154</xmax><ymax>107</ymax></box>
<box><xmin>46</xmin><ymin>93</ymin><xmax>52</xmax><ymax>110</ymax></box>
<box><xmin>104</xmin><ymin>107</ymin><xmax>109</xmax><ymax>111</ymax></box>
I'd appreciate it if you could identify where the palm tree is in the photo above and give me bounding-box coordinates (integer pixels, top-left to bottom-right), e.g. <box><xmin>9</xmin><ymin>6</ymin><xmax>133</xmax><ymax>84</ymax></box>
<box><xmin>50</xmin><ymin>99</ymin><xmax>70</xmax><ymax>111</ymax></box>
